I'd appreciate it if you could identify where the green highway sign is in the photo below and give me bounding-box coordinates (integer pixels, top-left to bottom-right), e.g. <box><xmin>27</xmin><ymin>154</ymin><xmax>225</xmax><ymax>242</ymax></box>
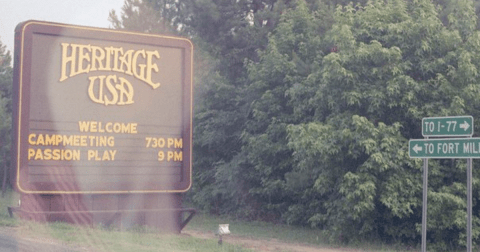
<box><xmin>422</xmin><ymin>116</ymin><xmax>473</xmax><ymax>137</ymax></box>
<box><xmin>411</xmin><ymin>115</ymin><xmax>476</xmax><ymax>251</ymax></box>
<box><xmin>409</xmin><ymin>138</ymin><xmax>480</xmax><ymax>158</ymax></box>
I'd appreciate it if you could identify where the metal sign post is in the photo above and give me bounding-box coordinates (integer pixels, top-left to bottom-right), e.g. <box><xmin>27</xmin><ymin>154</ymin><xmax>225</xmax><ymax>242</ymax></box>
<box><xmin>422</xmin><ymin>157</ymin><xmax>428</xmax><ymax>252</ymax></box>
<box><xmin>410</xmin><ymin>116</ymin><xmax>474</xmax><ymax>252</ymax></box>
<box><xmin>467</xmin><ymin>158</ymin><xmax>472</xmax><ymax>252</ymax></box>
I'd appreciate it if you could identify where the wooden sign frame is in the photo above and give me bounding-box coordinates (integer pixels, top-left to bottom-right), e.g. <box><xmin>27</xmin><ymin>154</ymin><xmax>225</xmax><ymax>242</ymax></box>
<box><xmin>12</xmin><ymin>20</ymin><xmax>193</xmax><ymax>194</ymax></box>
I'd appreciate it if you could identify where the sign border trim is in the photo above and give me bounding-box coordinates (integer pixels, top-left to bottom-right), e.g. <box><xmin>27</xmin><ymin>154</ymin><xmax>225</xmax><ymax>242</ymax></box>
<box><xmin>14</xmin><ymin>20</ymin><xmax>193</xmax><ymax>194</ymax></box>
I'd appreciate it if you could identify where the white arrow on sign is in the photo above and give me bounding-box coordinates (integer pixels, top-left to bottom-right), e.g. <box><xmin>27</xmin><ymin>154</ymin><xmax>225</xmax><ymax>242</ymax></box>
<box><xmin>413</xmin><ymin>144</ymin><xmax>423</xmax><ymax>154</ymax></box>
<box><xmin>460</xmin><ymin>121</ymin><xmax>471</xmax><ymax>131</ymax></box>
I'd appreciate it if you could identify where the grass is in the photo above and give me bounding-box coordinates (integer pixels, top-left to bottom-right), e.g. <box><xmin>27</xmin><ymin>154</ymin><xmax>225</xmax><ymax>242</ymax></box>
<box><xmin>0</xmin><ymin>189</ymin><xmax>463</xmax><ymax>252</ymax></box>
<box><xmin>0</xmin><ymin>190</ymin><xmax>252</xmax><ymax>252</ymax></box>
<box><xmin>0</xmin><ymin>188</ymin><xmax>19</xmax><ymax>227</ymax></box>
<box><xmin>184</xmin><ymin>213</ymin><xmax>418</xmax><ymax>252</ymax></box>
<box><xmin>16</xmin><ymin>220</ymin><xmax>252</xmax><ymax>252</ymax></box>
<box><xmin>185</xmin><ymin>212</ymin><xmax>329</xmax><ymax>244</ymax></box>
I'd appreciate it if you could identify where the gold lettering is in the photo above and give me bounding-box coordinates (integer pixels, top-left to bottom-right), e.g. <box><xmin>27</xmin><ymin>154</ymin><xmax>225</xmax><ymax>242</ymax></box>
<box><xmin>87</xmin><ymin>136</ymin><xmax>115</xmax><ymax>147</ymax></box>
<box><xmin>36</xmin><ymin>134</ymin><xmax>44</xmax><ymax>145</ymax></box>
<box><xmin>131</xmin><ymin>123</ymin><xmax>138</xmax><ymax>134</ymax></box>
<box><xmin>28</xmin><ymin>134</ymin><xmax>36</xmax><ymax>145</ymax></box>
<box><xmin>59</xmin><ymin>43</ymin><xmax>77</xmax><ymax>82</ymax></box>
<box><xmin>77</xmin><ymin>121</ymin><xmax>138</xmax><ymax>134</ymax></box>
<box><xmin>56</xmin><ymin>135</ymin><xmax>62</xmax><ymax>146</ymax></box>
<box><xmin>121</xmin><ymin>123</ymin><xmax>131</xmax><ymax>133</ymax></box>
<box><xmin>72</xmin><ymin>149</ymin><xmax>80</xmax><ymax>160</ymax></box>
<box><xmin>27</xmin><ymin>149</ymin><xmax>83</xmax><ymax>161</ymax></box>
<box><xmin>98</xmin><ymin>122</ymin><xmax>105</xmax><ymax>133</ymax></box>
<box><xmin>64</xmin><ymin>149</ymin><xmax>72</xmax><ymax>160</ymax></box>
<box><xmin>99</xmin><ymin>136</ymin><xmax>107</xmax><ymax>146</ymax></box>
<box><xmin>165</xmin><ymin>151</ymin><xmax>183</xmax><ymax>162</ymax></box>
<box><xmin>88</xmin><ymin>136</ymin><xmax>95</xmax><ymax>146</ymax></box>
<box><xmin>87</xmin><ymin>150</ymin><xmax>95</xmax><ymax>160</ymax></box>
<box><xmin>104</xmin><ymin>46</ymin><xmax>114</xmax><ymax>71</ymax></box>
<box><xmin>58</xmin><ymin>43</ymin><xmax>167</xmax><ymax>108</ymax></box>
<box><xmin>28</xmin><ymin>134</ymin><xmax>95</xmax><ymax>147</ymax></box>
<box><xmin>28</xmin><ymin>149</ymin><xmax>35</xmax><ymax>160</ymax></box>
<box><xmin>174</xmin><ymin>151</ymin><xmax>182</xmax><ymax>161</ymax></box>
<box><xmin>106</xmin><ymin>122</ymin><xmax>113</xmax><ymax>132</ymax></box>
<box><xmin>113</xmin><ymin>123</ymin><xmax>121</xmax><ymax>133</ymax></box>
<box><xmin>158</xmin><ymin>138</ymin><xmax>165</xmax><ymax>147</ymax></box>
<box><xmin>77</xmin><ymin>44</ymin><xmax>91</xmax><ymax>74</ymax></box>
<box><xmin>107</xmin><ymin>136</ymin><xmax>114</xmax><ymax>147</ymax></box>
<box><xmin>78</xmin><ymin>121</ymin><xmax>90</xmax><ymax>132</ymax></box>
<box><xmin>44</xmin><ymin>149</ymin><xmax>52</xmax><ymax>160</ymax></box>
<box><xmin>145</xmin><ymin>50</ymin><xmax>160</xmax><ymax>89</ymax></box>
<box><xmin>91</xmin><ymin>45</ymin><xmax>105</xmax><ymax>71</ymax></box>
<box><xmin>112</xmin><ymin>47</ymin><xmax>124</xmax><ymax>72</ymax></box>
<box><xmin>133</xmin><ymin>50</ymin><xmax>146</xmax><ymax>82</ymax></box>
<box><xmin>72</xmin><ymin>135</ymin><xmax>80</xmax><ymax>146</ymax></box>
<box><xmin>59</xmin><ymin>43</ymin><xmax>162</xmax><ymax>89</ymax></box>
<box><xmin>87</xmin><ymin>150</ymin><xmax>115</xmax><ymax>161</ymax></box>
<box><xmin>116</xmin><ymin>77</ymin><xmax>134</xmax><ymax>105</ymax></box>
<box><xmin>53</xmin><ymin>149</ymin><xmax>60</xmax><ymax>160</ymax></box>
<box><xmin>119</xmin><ymin>50</ymin><xmax>134</xmax><ymax>75</ymax></box>
<box><xmin>90</xmin><ymin>121</ymin><xmax>98</xmax><ymax>132</ymax></box>
<box><xmin>102</xmin><ymin>150</ymin><xmax>110</xmax><ymax>161</ymax></box>
<box><xmin>63</xmin><ymin>135</ymin><xmax>73</xmax><ymax>146</ymax></box>
<box><xmin>88</xmin><ymin>76</ymin><xmax>106</xmax><ymax>104</ymax></box>
<box><xmin>104</xmin><ymin>75</ymin><xmax>119</xmax><ymax>106</ymax></box>
<box><xmin>167</xmin><ymin>138</ymin><xmax>174</xmax><ymax>148</ymax></box>
<box><xmin>35</xmin><ymin>148</ymin><xmax>43</xmax><ymax>160</ymax></box>
<box><xmin>80</xmin><ymin>135</ymin><xmax>87</xmax><ymax>146</ymax></box>
<box><xmin>87</xmin><ymin>150</ymin><xmax>101</xmax><ymax>161</ymax></box>
<box><xmin>174</xmin><ymin>138</ymin><xmax>182</xmax><ymax>149</ymax></box>
<box><xmin>45</xmin><ymin>135</ymin><xmax>56</xmax><ymax>145</ymax></box>
<box><xmin>102</xmin><ymin>150</ymin><xmax>116</xmax><ymax>161</ymax></box>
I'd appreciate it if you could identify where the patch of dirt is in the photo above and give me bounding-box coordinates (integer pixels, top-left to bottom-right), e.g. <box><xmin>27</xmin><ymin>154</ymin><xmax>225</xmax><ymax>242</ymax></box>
<box><xmin>0</xmin><ymin>226</ymin><xmax>89</xmax><ymax>252</ymax></box>
<box><xmin>182</xmin><ymin>229</ymin><xmax>363</xmax><ymax>252</ymax></box>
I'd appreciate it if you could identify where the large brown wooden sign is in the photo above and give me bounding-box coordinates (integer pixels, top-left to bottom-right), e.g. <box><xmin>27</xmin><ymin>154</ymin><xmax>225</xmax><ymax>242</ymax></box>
<box><xmin>12</xmin><ymin>20</ymin><xmax>193</xmax><ymax>194</ymax></box>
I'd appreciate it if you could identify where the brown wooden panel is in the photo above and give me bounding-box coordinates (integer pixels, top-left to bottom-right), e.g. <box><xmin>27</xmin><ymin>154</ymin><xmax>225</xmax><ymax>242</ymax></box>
<box><xmin>118</xmin><ymin>195</ymin><xmax>145</xmax><ymax>229</ymax></box>
<box><xmin>64</xmin><ymin>195</ymin><xmax>93</xmax><ymax>225</ymax></box>
<box><xmin>143</xmin><ymin>194</ymin><xmax>181</xmax><ymax>232</ymax></box>
<box><xmin>92</xmin><ymin>195</ymin><xmax>118</xmax><ymax>226</ymax></box>
<box><xmin>19</xmin><ymin>194</ymin><xmax>48</xmax><ymax>221</ymax></box>
<box><xmin>12</xmin><ymin>20</ymin><xmax>192</xmax><ymax>194</ymax></box>
<box><xmin>47</xmin><ymin>195</ymin><xmax>65</xmax><ymax>222</ymax></box>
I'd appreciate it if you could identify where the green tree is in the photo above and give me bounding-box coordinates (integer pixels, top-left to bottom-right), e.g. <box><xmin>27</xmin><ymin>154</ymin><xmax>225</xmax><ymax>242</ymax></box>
<box><xmin>236</xmin><ymin>0</ymin><xmax>330</xmax><ymax>219</ymax></box>
<box><xmin>286</xmin><ymin>0</ymin><xmax>480</xmax><ymax>249</ymax></box>
<box><xmin>0</xmin><ymin>38</ymin><xmax>12</xmax><ymax>194</ymax></box>
<box><xmin>109</xmin><ymin>0</ymin><xmax>185</xmax><ymax>35</ymax></box>
<box><xmin>187</xmin><ymin>0</ymin><xmax>291</xmax><ymax>216</ymax></box>
<box><xmin>111</xmin><ymin>0</ymin><xmax>480</xmax><ymax>249</ymax></box>
<box><xmin>190</xmin><ymin>0</ymin><xmax>340</xmax><ymax>218</ymax></box>
<box><xmin>108</xmin><ymin>0</ymin><xmax>285</xmax><ymax>214</ymax></box>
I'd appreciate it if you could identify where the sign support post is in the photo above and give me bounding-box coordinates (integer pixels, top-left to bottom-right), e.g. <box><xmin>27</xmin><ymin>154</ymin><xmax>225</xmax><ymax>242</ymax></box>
<box><xmin>422</xmin><ymin>157</ymin><xmax>428</xmax><ymax>252</ymax></box>
<box><xmin>467</xmin><ymin>158</ymin><xmax>472</xmax><ymax>252</ymax></box>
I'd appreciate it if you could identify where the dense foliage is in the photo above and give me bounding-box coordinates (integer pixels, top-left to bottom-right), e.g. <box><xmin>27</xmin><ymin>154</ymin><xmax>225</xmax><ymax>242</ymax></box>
<box><xmin>0</xmin><ymin>39</ymin><xmax>12</xmax><ymax>194</ymax></box>
<box><xmin>0</xmin><ymin>0</ymin><xmax>461</xmax><ymax>250</ymax></box>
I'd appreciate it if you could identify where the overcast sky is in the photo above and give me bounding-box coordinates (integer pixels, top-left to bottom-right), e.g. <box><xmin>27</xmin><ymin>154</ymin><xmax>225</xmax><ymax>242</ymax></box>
<box><xmin>0</xmin><ymin>0</ymin><xmax>125</xmax><ymax>54</ymax></box>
